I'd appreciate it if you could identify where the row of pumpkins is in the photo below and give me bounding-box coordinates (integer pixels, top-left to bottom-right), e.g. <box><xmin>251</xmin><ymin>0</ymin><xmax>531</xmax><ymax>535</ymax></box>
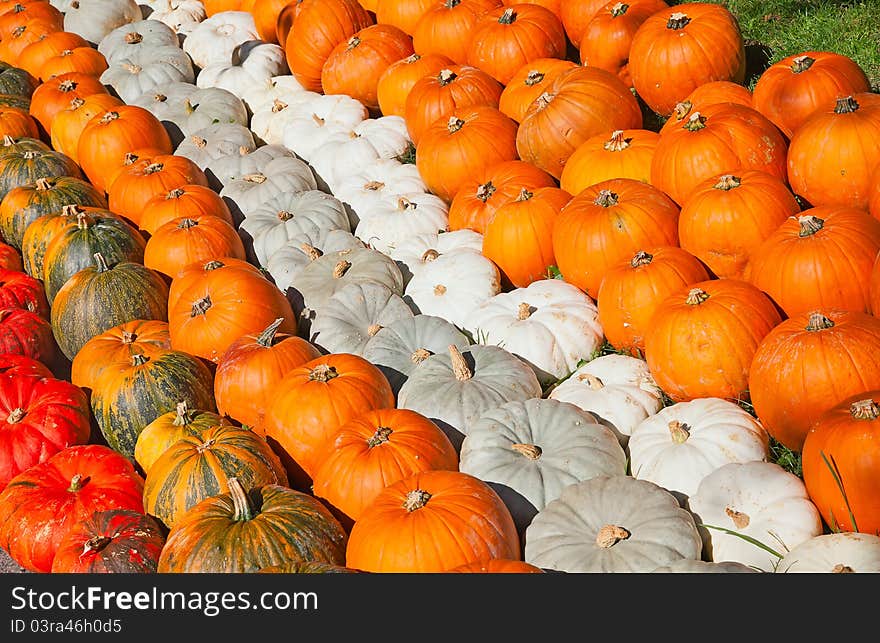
<box><xmin>0</xmin><ymin>0</ymin><xmax>878</xmax><ymax>574</ymax></box>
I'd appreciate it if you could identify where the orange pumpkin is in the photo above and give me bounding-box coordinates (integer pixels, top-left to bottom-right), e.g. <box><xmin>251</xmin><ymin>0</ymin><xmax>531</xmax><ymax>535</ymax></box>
<box><xmin>251</xmin><ymin>0</ymin><xmax>294</xmax><ymax>43</ymax></box>
<box><xmin>376</xmin><ymin>52</ymin><xmax>454</xmax><ymax>118</ymax></box>
<box><xmin>167</xmin><ymin>257</ymin><xmax>264</xmax><ymax>314</ymax></box>
<box><xmin>143</xmin><ymin>215</ymin><xmax>248</xmax><ymax>280</ymax></box>
<box><xmin>560</xmin><ymin>128</ymin><xmax>659</xmax><ymax>194</ymax></box>
<box><xmin>658</xmin><ymin>80</ymin><xmax>754</xmax><ymax>136</ymax></box>
<box><xmin>497</xmin><ymin>56</ymin><xmax>577</xmax><ymax>124</ymax></box>
<box><xmin>0</xmin><ymin>18</ymin><xmax>60</xmax><ymax>67</ymax></box>
<box><xmin>559</xmin><ymin>0</ymin><xmax>609</xmax><ymax>46</ymax></box>
<box><xmin>412</xmin><ymin>0</ymin><xmax>503</xmax><ymax>65</ymax></box>
<box><xmin>0</xmin><ymin>105</ymin><xmax>38</xmax><ymax>139</ymax></box>
<box><xmin>37</xmin><ymin>45</ymin><xmax>108</xmax><ymax>82</ymax></box>
<box><xmin>28</xmin><ymin>71</ymin><xmax>107</xmax><ymax>136</ymax></box>
<box><xmin>49</xmin><ymin>93</ymin><xmax>125</xmax><ymax>165</ymax></box>
<box><xmin>375</xmin><ymin>0</ymin><xmax>435</xmax><ymax>35</ymax></box>
<box><xmin>139</xmin><ymin>184</ymin><xmax>234</xmax><ymax>238</ymax></box>
<box><xmin>16</xmin><ymin>29</ymin><xmax>89</xmax><ymax>80</ymax></box>
<box><xmin>0</xmin><ymin>1</ymin><xmax>62</xmax><ymax>41</ymax></box>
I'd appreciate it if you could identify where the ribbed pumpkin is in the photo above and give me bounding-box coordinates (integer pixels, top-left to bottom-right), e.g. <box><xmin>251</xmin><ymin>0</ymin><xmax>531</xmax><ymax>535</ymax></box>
<box><xmin>678</xmin><ymin>171</ymin><xmax>801</xmax><ymax>280</ymax></box>
<box><xmin>497</xmin><ymin>56</ymin><xmax>577</xmax><ymax>124</ymax></box>
<box><xmin>41</xmin><ymin>209</ymin><xmax>148</xmax><ymax>305</ymax></box>
<box><xmin>0</xmin><ymin>105</ymin><xmax>38</xmax><ymax>139</ymax></box>
<box><xmin>312</xmin><ymin>407</ymin><xmax>459</xmax><ymax>525</ymax></box>
<box><xmin>49</xmin><ymin>93</ymin><xmax>125</xmax><ymax>165</ymax></box>
<box><xmin>376</xmin><ymin>52</ymin><xmax>455</xmax><ymax>118</ymax></box>
<box><xmin>22</xmin><ymin>204</ymin><xmax>113</xmax><ymax>280</ymax></box>
<box><xmin>263</xmin><ymin>352</ymin><xmax>396</xmax><ymax>487</ymax></box>
<box><xmin>596</xmin><ymin>247</ymin><xmax>712</xmax><ymax>357</ymax></box>
<box><xmin>0</xmin><ymin>266</ymin><xmax>47</xmax><ymax>318</ymax></box>
<box><xmin>415</xmin><ymin>105</ymin><xmax>518</xmax><ymax>204</ymax></box>
<box><xmin>752</xmin><ymin>51</ymin><xmax>871</xmax><ymax>139</ymax></box>
<box><xmin>411</xmin><ymin>0</ymin><xmax>502</xmax><ymax>65</ymax></box>
<box><xmin>658</xmin><ymin>80</ymin><xmax>754</xmax><ymax>136</ymax></box>
<box><xmin>50</xmin><ymin>509</ymin><xmax>165</xmax><ymax>573</ymax></box>
<box><xmin>28</xmin><ymin>70</ymin><xmax>107</xmax><ymax>136</ymax></box>
<box><xmin>70</xmin><ymin>319</ymin><xmax>171</xmax><ymax>393</ymax></box>
<box><xmin>166</xmin><ymin>256</ymin><xmax>264</xmax><ymax>314</ymax></box>
<box><xmin>0</xmin><ymin>2</ymin><xmax>63</xmax><ymax>41</ymax></box>
<box><xmin>134</xmin><ymin>401</ymin><xmax>227</xmax><ymax>475</ymax></box>
<box><xmin>515</xmin><ymin>65</ymin><xmax>643</xmax><ymax>179</ymax></box>
<box><xmin>559</xmin><ymin>0</ymin><xmax>612</xmax><ymax>45</ymax></box>
<box><xmin>157</xmin><ymin>477</ymin><xmax>348</xmax><ymax>572</ymax></box>
<box><xmin>749</xmin><ymin>310</ymin><xmax>880</xmax><ymax>452</ymax></box>
<box><xmin>346</xmin><ymin>469</ymin><xmax>520</xmax><ymax>572</ymax></box>
<box><xmin>376</xmin><ymin>0</ymin><xmax>435</xmax><ymax>35</ymax></box>
<box><xmin>16</xmin><ymin>29</ymin><xmax>89</xmax><ymax>80</ymax></box>
<box><xmin>213</xmin><ymin>317</ymin><xmax>322</xmax><ymax>434</ymax></box>
<box><xmin>0</xmin><ymin>145</ymin><xmax>82</xmax><ymax>203</ymax></box>
<box><xmin>50</xmin><ymin>253</ymin><xmax>170</xmax><ymax>362</ymax></box>
<box><xmin>0</xmin><ymin>306</ymin><xmax>59</xmax><ymax>371</ymax></box>
<box><xmin>139</xmin><ymin>184</ymin><xmax>234</xmax><ymax>238</ymax></box>
<box><xmin>744</xmin><ymin>207</ymin><xmax>880</xmax><ymax>316</ymax></box>
<box><xmin>0</xmin><ymin>18</ymin><xmax>62</xmax><ymax>74</ymax></box>
<box><xmin>143</xmin><ymin>215</ymin><xmax>246</xmax><ymax>281</ymax></box>
<box><xmin>143</xmin><ymin>423</ymin><xmax>288</xmax><ymax>530</ymax></box>
<box><xmin>89</xmin><ymin>348</ymin><xmax>216</xmax><ymax>461</ymax></box>
<box><xmin>0</xmin><ymin>59</ymin><xmax>39</xmax><ymax>97</ymax></box>
<box><xmin>38</xmin><ymin>45</ymin><xmax>109</xmax><ymax>82</ymax></box>
<box><xmin>552</xmin><ymin>178</ymin><xmax>681</xmax><ymax>299</ymax></box>
<box><xmin>560</xmin><ymin>128</ymin><xmax>659</xmax><ymax>194</ymax></box>
<box><xmin>0</xmin><ymin>353</ymin><xmax>52</xmax><ymax>378</ymax></box>
<box><xmin>482</xmin><ymin>186</ymin><xmax>570</xmax><ymax>288</ymax></box>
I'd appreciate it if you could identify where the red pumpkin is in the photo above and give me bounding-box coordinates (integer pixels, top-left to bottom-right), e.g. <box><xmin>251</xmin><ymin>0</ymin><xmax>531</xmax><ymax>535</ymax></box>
<box><xmin>0</xmin><ymin>241</ymin><xmax>22</xmax><ymax>272</ymax></box>
<box><xmin>0</xmin><ymin>443</ymin><xmax>145</xmax><ymax>573</ymax></box>
<box><xmin>0</xmin><ymin>266</ymin><xmax>47</xmax><ymax>318</ymax></box>
<box><xmin>0</xmin><ymin>352</ymin><xmax>52</xmax><ymax>378</ymax></box>
<box><xmin>0</xmin><ymin>306</ymin><xmax>58</xmax><ymax>371</ymax></box>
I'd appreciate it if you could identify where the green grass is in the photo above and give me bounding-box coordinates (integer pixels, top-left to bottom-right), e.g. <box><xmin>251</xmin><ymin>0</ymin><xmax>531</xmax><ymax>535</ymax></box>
<box><xmin>675</xmin><ymin>0</ymin><xmax>880</xmax><ymax>90</ymax></box>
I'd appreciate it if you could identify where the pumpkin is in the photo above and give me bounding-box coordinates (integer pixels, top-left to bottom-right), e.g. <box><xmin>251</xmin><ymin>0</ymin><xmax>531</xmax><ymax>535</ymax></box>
<box><xmin>644</xmin><ymin>279</ymin><xmax>782</xmax><ymax>403</ymax></box>
<box><xmin>139</xmin><ymin>184</ymin><xmax>234</xmax><ymax>237</ymax></box>
<box><xmin>202</xmin><ymin>140</ymin><xmax>293</xmax><ymax>188</ymax></box>
<box><xmin>628</xmin><ymin>2</ymin><xmax>746</xmax><ymax>116</ymax></box>
<box><xmin>0</xmin><ymin>443</ymin><xmax>144</xmax><ymax>573</ymax></box>
<box><xmin>0</xmin><ymin>146</ymin><xmax>82</xmax><ymax>203</ymax></box>
<box><xmin>263</xmin><ymin>352</ymin><xmax>396</xmax><ymax>487</ymax></box>
<box><xmin>143</xmin><ymin>423</ymin><xmax>288</xmax><ymax>530</ymax></box>
<box><xmin>0</xmin><ymin>241</ymin><xmax>21</xmax><ymax>272</ymax></box>
<box><xmin>28</xmin><ymin>71</ymin><xmax>108</xmax><ymax>136</ymax></box>
<box><xmin>0</xmin><ymin>266</ymin><xmax>47</xmax><ymax>318</ymax></box>
<box><xmin>265</xmin><ymin>233</ymin><xmax>364</xmax><ymax>295</ymax></box>
<box><xmin>516</xmin><ymin>65</ymin><xmax>643</xmax><ymax>180</ymax></box>
<box><xmin>560</xmin><ymin>128</ymin><xmax>659</xmax><ymax>195</ymax></box>
<box><xmin>524</xmin><ymin>475</ymin><xmax>702</xmax><ymax>572</ymax></box>
<box><xmin>411</xmin><ymin>0</ymin><xmax>502</xmax><ymax>65</ymax></box>
<box><xmin>50</xmin><ymin>254</ymin><xmax>170</xmax><ymax>362</ymax></box>
<box><xmin>459</xmin><ymin>397</ymin><xmax>627</xmax><ymax>538</ymax></box>
<box><xmin>195</xmin><ymin>42</ymin><xmax>289</xmax><ymax>106</ymax></box>
<box><xmin>166</xmin><ymin>256</ymin><xmax>264</xmax><ymax>314</ymax></box>
<box><xmin>775</xmin><ymin>533</ymin><xmax>880</xmax><ymax>574</ymax></box>
<box><xmin>547</xmin><ymin>353</ymin><xmax>664</xmax><ymax>447</ymax></box>
<box><xmin>175</xmin><ymin>122</ymin><xmax>257</xmax><ymax>172</ymax></box>
<box><xmin>62</xmin><ymin>0</ymin><xmax>142</xmax><ymax>46</ymax></box>
<box><xmin>376</xmin><ymin>52</ymin><xmax>455</xmax><ymax>119</ymax></box>
<box><xmin>386</xmin><ymin>228</ymin><xmax>484</xmax><ymax>283</ymax></box>
<box><xmin>0</xmin><ymin>18</ymin><xmax>62</xmax><ymax>69</ymax></box>
<box><xmin>181</xmin><ymin>10</ymin><xmax>259</xmax><ymax>70</ymax></box>
<box><xmin>218</xmin><ymin>156</ymin><xmax>318</xmax><ymax>222</ymax></box>
<box><xmin>596</xmin><ymin>247</ymin><xmax>710</xmax><ymax>357</ymax></box>
<box><xmin>0</xmin><ymin>59</ymin><xmax>38</xmax><ymax>97</ymax></box>
<box><xmin>375</xmin><ymin>0</ymin><xmax>435</xmax><ymax>35</ymax></box>
<box><xmin>752</xmin><ymin>51</ymin><xmax>871</xmax><ymax>139</ymax></box>
<box><xmin>687</xmin><ymin>461</ymin><xmax>823</xmax><ymax>572</ymax></box>
<box><xmin>559</xmin><ymin>0</ymin><xmax>617</xmax><ymax>45</ymax></box>
<box><xmin>801</xmin><ymin>394</ymin><xmax>880</xmax><ymax>535</ymax></box>
<box><xmin>49</xmin><ymin>93</ymin><xmax>126</xmax><ymax>164</ymax></box>
<box><xmin>50</xmin><ymin>509</ymin><xmax>165</xmax><ymax>573</ymax></box>
<box><xmin>678</xmin><ymin>171</ymin><xmax>801</xmax><ymax>280</ymax></box>
<box><xmin>650</xmin><ymin>102</ymin><xmax>789</xmax><ymax>206</ymax></box>
<box><xmin>312</xmin><ymin>407</ymin><xmax>459</xmax><ymax>525</ymax></box>
<box><xmin>466</xmin><ymin>4</ymin><xmax>566</xmax><ymax>86</ymax></box>
<box><xmin>0</xmin><ymin>306</ymin><xmax>59</xmax><ymax>370</ymax></box>
<box><xmin>134</xmin><ymin>400</ymin><xmax>227</xmax><ymax>475</ymax></box>
<box><xmin>447</xmin><ymin>158</ymin><xmax>555</xmax><ymax>234</ymax></box>
<box><xmin>213</xmin><ymin>317</ymin><xmax>321</xmax><ymax>433</ymax></box>
<box><xmin>69</xmin><ymin>319</ymin><xmax>171</xmax><ymax>393</ymax></box>
<box><xmin>497</xmin><ymin>57</ymin><xmax>577</xmax><ymax>124</ymax></box>
<box><xmin>787</xmin><ymin>95</ymin><xmax>880</xmax><ymax>211</ymax></box>
<box><xmin>0</xmin><ymin>3</ymin><xmax>63</xmax><ymax>41</ymax></box>
<box><xmin>552</xmin><ymin>178</ymin><xmax>681</xmax><ymax>299</ymax></box>
<box><xmin>16</xmin><ymin>29</ymin><xmax>89</xmax><ymax>80</ymax></box>
<box><xmin>0</xmin><ymin>105</ymin><xmax>38</xmax><ymax>140</ymax></box>
<box><xmin>0</xmin><ymin>353</ymin><xmax>52</xmax><ymax>379</ymax></box>
<box><xmin>345</xmin><ymin>469</ymin><xmax>520</xmax><ymax>572</ymax></box>
<box><xmin>658</xmin><ymin>79</ymin><xmax>754</xmax><ymax>136</ymax></box>
<box><xmin>38</xmin><ymin>45</ymin><xmax>109</xmax><ymax>82</ymax></box>
<box><xmin>352</xmin><ymin>192</ymin><xmax>449</xmax><ymax>257</ymax></box>
<box><xmin>143</xmin><ymin>215</ymin><xmax>246</xmax><ymax>280</ymax></box>
<box><xmin>0</xmin><ymin>371</ymin><xmax>91</xmax><ymax>492</ymax></box>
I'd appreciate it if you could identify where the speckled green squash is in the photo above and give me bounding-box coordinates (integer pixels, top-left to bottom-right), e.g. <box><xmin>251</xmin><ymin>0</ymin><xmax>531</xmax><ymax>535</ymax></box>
<box><xmin>89</xmin><ymin>348</ymin><xmax>216</xmax><ymax>461</ymax></box>
<box><xmin>0</xmin><ymin>93</ymin><xmax>30</xmax><ymax>110</ymax></box>
<box><xmin>0</xmin><ymin>147</ymin><xmax>81</xmax><ymax>202</ymax></box>
<box><xmin>143</xmin><ymin>425</ymin><xmax>289</xmax><ymax>531</ymax></box>
<box><xmin>50</xmin><ymin>253</ymin><xmax>170</xmax><ymax>361</ymax></box>
<box><xmin>257</xmin><ymin>561</ymin><xmax>360</xmax><ymax>573</ymax></box>
<box><xmin>22</xmin><ymin>205</ymin><xmax>116</xmax><ymax>279</ymax></box>
<box><xmin>0</xmin><ymin>64</ymin><xmax>38</xmax><ymax>98</ymax></box>
<box><xmin>42</xmin><ymin>211</ymin><xmax>147</xmax><ymax>304</ymax></box>
<box><xmin>157</xmin><ymin>478</ymin><xmax>348</xmax><ymax>572</ymax></box>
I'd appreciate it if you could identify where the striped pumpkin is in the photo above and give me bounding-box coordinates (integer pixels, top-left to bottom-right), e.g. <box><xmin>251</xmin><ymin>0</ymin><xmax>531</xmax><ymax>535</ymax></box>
<box><xmin>0</xmin><ymin>93</ymin><xmax>30</xmax><ymax>110</ymax></box>
<box><xmin>49</xmin><ymin>253</ymin><xmax>170</xmax><ymax>361</ymax></box>
<box><xmin>157</xmin><ymin>477</ymin><xmax>347</xmax><ymax>572</ymax></box>
<box><xmin>134</xmin><ymin>401</ymin><xmax>228</xmax><ymax>475</ymax></box>
<box><xmin>0</xmin><ymin>175</ymin><xmax>107</xmax><ymax>250</ymax></box>
<box><xmin>143</xmin><ymin>425</ymin><xmax>288</xmax><ymax>531</ymax></box>
<box><xmin>0</xmin><ymin>146</ymin><xmax>81</xmax><ymax>202</ymax></box>
<box><xmin>89</xmin><ymin>349</ymin><xmax>216</xmax><ymax>461</ymax></box>
<box><xmin>257</xmin><ymin>561</ymin><xmax>360</xmax><ymax>573</ymax></box>
<box><xmin>0</xmin><ymin>135</ymin><xmax>47</xmax><ymax>157</ymax></box>
<box><xmin>0</xmin><ymin>62</ymin><xmax>38</xmax><ymax>97</ymax></box>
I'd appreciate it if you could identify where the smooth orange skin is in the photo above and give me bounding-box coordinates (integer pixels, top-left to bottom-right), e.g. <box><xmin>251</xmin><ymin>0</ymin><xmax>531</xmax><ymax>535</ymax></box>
<box><xmin>412</xmin><ymin>0</ymin><xmax>502</xmax><ymax>65</ymax></box>
<box><xmin>658</xmin><ymin>80</ymin><xmax>753</xmax><ymax>136</ymax></box>
<box><xmin>376</xmin><ymin>52</ymin><xmax>454</xmax><ymax>118</ymax></box>
<box><xmin>560</xmin><ymin>128</ymin><xmax>659</xmax><ymax>195</ymax></box>
<box><xmin>498</xmin><ymin>56</ymin><xmax>577</xmax><ymax>124</ymax></box>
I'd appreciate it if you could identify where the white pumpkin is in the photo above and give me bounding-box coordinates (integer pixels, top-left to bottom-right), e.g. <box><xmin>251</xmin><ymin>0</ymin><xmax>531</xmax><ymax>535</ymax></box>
<box><xmin>97</xmin><ymin>19</ymin><xmax>180</xmax><ymax>62</ymax></box>
<box><xmin>181</xmin><ymin>10</ymin><xmax>258</xmax><ymax>69</ymax></box>
<box><xmin>218</xmin><ymin>156</ymin><xmax>317</xmax><ymax>221</ymax></box>
<box><xmin>628</xmin><ymin>397</ymin><xmax>770</xmax><ymax>502</ymax></box>
<box><xmin>404</xmin><ymin>249</ymin><xmax>501</xmax><ymax>329</ymax></box>
<box><xmin>278</xmin><ymin>93</ymin><xmax>370</xmax><ymax>162</ymax></box>
<box><xmin>246</xmin><ymin>74</ymin><xmax>307</xmax><ymax>115</ymax></box>
<box><xmin>196</xmin><ymin>41</ymin><xmax>289</xmax><ymax>101</ymax></box>
<box><xmin>63</xmin><ymin>0</ymin><xmax>143</xmax><ymax>45</ymax></box>
<box><xmin>387</xmin><ymin>228</ymin><xmax>484</xmax><ymax>284</ymax></box>
<box><xmin>524</xmin><ymin>475</ymin><xmax>703</xmax><ymax>573</ymax></box>
<box><xmin>249</xmin><ymin>92</ymin><xmax>321</xmax><ymax>146</ymax></box>
<box><xmin>265</xmin><ymin>230</ymin><xmax>364</xmax><ymax>294</ymax></box>
<box><xmin>354</xmin><ymin>192</ymin><xmax>449</xmax><ymax>256</ymax></box>
<box><xmin>174</xmin><ymin>122</ymin><xmax>256</xmax><ymax>170</ymax></box>
<box><xmin>650</xmin><ymin>559</ymin><xmax>761</xmax><ymax>573</ymax></box>
<box><xmin>143</xmin><ymin>0</ymin><xmax>206</xmax><ymax>36</ymax></box>
<box><xmin>463</xmin><ymin>279</ymin><xmax>605</xmax><ymax>387</ymax></box>
<box><xmin>333</xmin><ymin>158</ymin><xmax>428</xmax><ymax>225</ymax></box>
<box><xmin>205</xmin><ymin>143</ymin><xmax>295</xmax><ymax>190</ymax></box>
<box><xmin>548</xmin><ymin>353</ymin><xmax>664</xmax><ymax>448</ymax></box>
<box><xmin>775</xmin><ymin>532</ymin><xmax>880</xmax><ymax>573</ymax></box>
<box><xmin>687</xmin><ymin>461</ymin><xmax>824</xmax><ymax>572</ymax></box>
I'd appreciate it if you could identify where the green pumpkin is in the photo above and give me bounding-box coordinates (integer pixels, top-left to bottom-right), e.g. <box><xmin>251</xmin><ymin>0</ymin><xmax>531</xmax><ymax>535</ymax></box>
<box><xmin>42</xmin><ymin>210</ymin><xmax>147</xmax><ymax>304</ymax></box>
<box><xmin>50</xmin><ymin>253</ymin><xmax>170</xmax><ymax>361</ymax></box>
<box><xmin>157</xmin><ymin>478</ymin><xmax>348</xmax><ymax>573</ymax></box>
<box><xmin>0</xmin><ymin>147</ymin><xmax>81</xmax><ymax>202</ymax></box>
<box><xmin>257</xmin><ymin>561</ymin><xmax>360</xmax><ymax>573</ymax></box>
<box><xmin>0</xmin><ymin>175</ymin><xmax>107</xmax><ymax>250</ymax></box>
<box><xmin>0</xmin><ymin>135</ymin><xmax>48</xmax><ymax>157</ymax></box>
<box><xmin>0</xmin><ymin>92</ymin><xmax>30</xmax><ymax>110</ymax></box>
<box><xmin>89</xmin><ymin>349</ymin><xmax>217</xmax><ymax>461</ymax></box>
<box><xmin>0</xmin><ymin>65</ymin><xmax>38</xmax><ymax>98</ymax></box>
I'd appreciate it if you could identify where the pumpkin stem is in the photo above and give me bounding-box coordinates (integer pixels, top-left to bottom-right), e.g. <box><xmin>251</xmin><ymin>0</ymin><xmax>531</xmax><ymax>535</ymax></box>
<box><xmin>311</xmin><ymin>113</ymin><xmax>326</xmax><ymax>127</ymax></box>
<box><xmin>524</xmin><ymin>70</ymin><xmax>545</xmax><ymax>86</ymax></box>
<box><xmin>177</xmin><ymin>217</ymin><xmax>200</xmax><ymax>230</ymax></box>
<box><xmin>172</xmin><ymin>401</ymin><xmax>192</xmax><ymax>426</ymax></box>
<box><xmin>611</xmin><ymin>2</ymin><xmax>629</xmax><ymax>17</ymax></box>
<box><xmin>714</xmin><ymin>175</ymin><xmax>742</xmax><ymax>190</ymax></box>
<box><xmin>444</xmin><ymin>0</ymin><xmax>460</xmax><ymax>8</ymax></box>
<box><xmin>75</xmin><ymin>212</ymin><xmax>91</xmax><ymax>229</ymax></box>
<box><xmin>630</xmin><ymin>251</ymin><xmax>653</xmax><ymax>267</ymax></box>
<box><xmin>1</xmin><ymin>135</ymin><xmax>14</xmax><ymax>146</ymax></box>
<box><xmin>131</xmin><ymin>353</ymin><xmax>150</xmax><ymax>366</ymax></box>
<box><xmin>449</xmin><ymin>344</ymin><xmax>472</xmax><ymax>381</ymax></box>
<box><xmin>367</xmin><ymin>323</ymin><xmax>383</xmax><ymax>337</ymax></box>
<box><xmin>403</xmin><ymin>489</ymin><xmax>431</xmax><ymax>512</ymax></box>
<box><xmin>798</xmin><ymin>215</ymin><xmax>824</xmax><ymax>237</ymax></box>
<box><xmin>515</xmin><ymin>188</ymin><xmax>533</xmax><ymax>202</ymax></box>
<box><xmin>683</xmin><ymin>112</ymin><xmax>707</xmax><ymax>131</ymax></box>
<box><xmin>397</xmin><ymin>197</ymin><xmax>415</xmax><ymax>211</ymax></box>
<box><xmin>58</xmin><ymin>79</ymin><xmax>77</xmax><ymax>92</ymax></box>
<box><xmin>100</xmin><ymin>111</ymin><xmax>120</xmax><ymax>124</ymax></box>
<box><xmin>333</xmin><ymin>260</ymin><xmax>351</xmax><ymax>279</ymax></box>
<box><xmin>256</xmin><ymin>317</ymin><xmax>285</xmax><ymax>347</ymax></box>
<box><xmin>498</xmin><ymin>7</ymin><xmax>516</xmax><ymax>23</ymax></box>
<box><xmin>153</xmin><ymin>93</ymin><xmax>168</xmax><ymax>103</ymax></box>
<box><xmin>535</xmin><ymin>92</ymin><xmax>554</xmax><ymax>110</ymax></box>
<box><xmin>666</xmin><ymin>12</ymin><xmax>691</xmax><ymax>29</ymax></box>
<box><xmin>166</xmin><ymin>187</ymin><xmax>185</xmax><ymax>199</ymax></box>
<box><xmin>243</xmin><ymin>173</ymin><xmax>267</xmax><ymax>184</ymax></box>
<box><xmin>404</xmin><ymin>53</ymin><xmax>421</xmax><ymax>63</ymax></box>
<box><xmin>93</xmin><ymin>252</ymin><xmax>110</xmax><ymax>273</ymax></box>
<box><xmin>668</xmin><ymin>420</ymin><xmax>690</xmax><ymax>444</ymax></box>
<box><xmin>447</xmin><ymin>116</ymin><xmax>465</xmax><ymax>133</ymax></box>
<box><xmin>834</xmin><ymin>96</ymin><xmax>860</xmax><ymax>114</ymax></box>
<box><xmin>725</xmin><ymin>506</ymin><xmax>750</xmax><ymax>529</ymax></box>
<box><xmin>364</xmin><ymin>180</ymin><xmax>385</xmax><ymax>191</ymax></box>
<box><xmin>276</xmin><ymin>210</ymin><xmax>293</xmax><ymax>221</ymax></box>
<box><xmin>191</xmin><ymin>295</ymin><xmax>212</xmax><ymax>317</ymax></box>
<box><xmin>421</xmin><ymin>249</ymin><xmax>440</xmax><ymax>262</ymax></box>
<box><xmin>511</xmin><ymin>443</ymin><xmax>542</xmax><ymax>460</ymax></box>
<box><xmin>309</xmin><ymin>364</ymin><xmax>338</xmax><ymax>382</ymax></box>
<box><xmin>227</xmin><ymin>478</ymin><xmax>253</xmax><ymax>522</ymax></box>
<box><xmin>518</xmin><ymin>302</ymin><xmax>535</xmax><ymax>320</ymax></box>
<box><xmin>475</xmin><ymin>181</ymin><xmax>496</xmax><ymax>202</ymax></box>
<box><xmin>576</xmin><ymin>373</ymin><xmax>604</xmax><ymax>390</ymax></box>
<box><xmin>685</xmin><ymin>288</ymin><xmax>709</xmax><ymax>305</ymax></box>
<box><xmin>301</xmin><ymin>243</ymin><xmax>322</xmax><ymax>260</ymax></box>
<box><xmin>271</xmin><ymin>99</ymin><xmax>287</xmax><ymax>113</ymax></box>
<box><xmin>191</xmin><ymin>136</ymin><xmax>207</xmax><ymax>149</ymax></box>
<box><xmin>68</xmin><ymin>473</ymin><xmax>84</xmax><ymax>492</ymax></box>
<box><xmin>806</xmin><ymin>313</ymin><xmax>835</xmax><ymax>332</ymax></box>
<box><xmin>367</xmin><ymin>426</ymin><xmax>392</xmax><ymax>448</ymax></box>
<box><xmin>791</xmin><ymin>55</ymin><xmax>815</xmax><ymax>73</ymax></box>
<box><xmin>34</xmin><ymin>177</ymin><xmax>53</xmax><ymax>191</ymax></box>
<box><xmin>603</xmin><ymin>130</ymin><xmax>631</xmax><ymax>152</ymax></box>
<box><xmin>204</xmin><ymin>260</ymin><xmax>225</xmax><ymax>270</ymax></box>
<box><xmin>832</xmin><ymin>564</ymin><xmax>855</xmax><ymax>573</ymax></box>
<box><xmin>144</xmin><ymin>162</ymin><xmax>164</xmax><ymax>175</ymax></box>
<box><xmin>438</xmin><ymin>68</ymin><xmax>457</xmax><ymax>86</ymax></box>
<box><xmin>6</xmin><ymin>407</ymin><xmax>25</xmax><ymax>423</ymax></box>
<box><xmin>594</xmin><ymin>190</ymin><xmax>619</xmax><ymax>207</ymax></box>
<box><xmin>195</xmin><ymin>438</ymin><xmax>216</xmax><ymax>454</ymax></box>
<box><xmin>596</xmin><ymin>524</ymin><xmax>630</xmax><ymax>548</ymax></box>
<box><xmin>124</xmin><ymin>31</ymin><xmax>144</xmax><ymax>44</ymax></box>
<box><xmin>434</xmin><ymin>284</ymin><xmax>447</xmax><ymax>296</ymax></box>
<box><xmin>121</xmin><ymin>330</ymin><xmax>136</xmax><ymax>344</ymax></box>
<box><xmin>411</xmin><ymin>348</ymin><xmax>432</xmax><ymax>364</ymax></box>
<box><xmin>83</xmin><ymin>535</ymin><xmax>112</xmax><ymax>554</ymax></box>
<box><xmin>850</xmin><ymin>399</ymin><xmax>880</xmax><ymax>420</ymax></box>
